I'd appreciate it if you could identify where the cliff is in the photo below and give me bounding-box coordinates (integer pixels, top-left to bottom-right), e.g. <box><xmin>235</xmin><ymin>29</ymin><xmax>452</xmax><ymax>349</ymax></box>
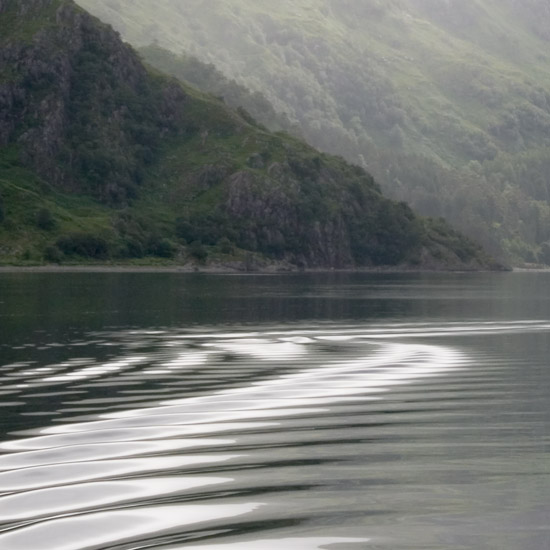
<box><xmin>0</xmin><ymin>0</ymin><xmax>186</xmax><ymax>203</ymax></box>
<box><xmin>0</xmin><ymin>0</ymin><xmax>498</xmax><ymax>269</ymax></box>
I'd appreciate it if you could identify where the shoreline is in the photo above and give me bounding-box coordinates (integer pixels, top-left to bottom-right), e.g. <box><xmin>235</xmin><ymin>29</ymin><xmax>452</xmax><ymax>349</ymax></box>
<box><xmin>0</xmin><ymin>262</ymin><xmax>515</xmax><ymax>274</ymax></box>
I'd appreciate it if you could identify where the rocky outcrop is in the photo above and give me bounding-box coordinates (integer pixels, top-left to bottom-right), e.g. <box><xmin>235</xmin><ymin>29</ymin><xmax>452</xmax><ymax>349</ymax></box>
<box><xmin>1</xmin><ymin>0</ymin><xmax>55</xmax><ymax>15</ymax></box>
<box><xmin>225</xmin><ymin>170</ymin><xmax>353</xmax><ymax>267</ymax></box>
<box><xmin>0</xmin><ymin>0</ymin><xmax>187</xmax><ymax>200</ymax></box>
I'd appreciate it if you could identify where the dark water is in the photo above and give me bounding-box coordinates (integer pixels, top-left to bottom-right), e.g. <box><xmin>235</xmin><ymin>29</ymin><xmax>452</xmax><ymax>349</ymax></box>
<box><xmin>0</xmin><ymin>271</ymin><xmax>549</xmax><ymax>550</ymax></box>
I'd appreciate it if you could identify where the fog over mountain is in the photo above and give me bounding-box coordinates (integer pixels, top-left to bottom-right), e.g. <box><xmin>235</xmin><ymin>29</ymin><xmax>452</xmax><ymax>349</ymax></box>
<box><xmin>76</xmin><ymin>0</ymin><xmax>550</xmax><ymax>265</ymax></box>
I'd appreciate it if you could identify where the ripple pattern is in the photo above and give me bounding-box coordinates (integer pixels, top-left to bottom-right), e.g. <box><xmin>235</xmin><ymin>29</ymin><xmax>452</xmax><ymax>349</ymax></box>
<box><xmin>1</xmin><ymin>321</ymin><xmax>550</xmax><ymax>549</ymax></box>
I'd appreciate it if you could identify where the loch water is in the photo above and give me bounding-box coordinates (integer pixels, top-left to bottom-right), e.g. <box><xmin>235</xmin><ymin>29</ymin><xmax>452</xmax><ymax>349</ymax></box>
<box><xmin>0</xmin><ymin>271</ymin><xmax>549</xmax><ymax>550</ymax></box>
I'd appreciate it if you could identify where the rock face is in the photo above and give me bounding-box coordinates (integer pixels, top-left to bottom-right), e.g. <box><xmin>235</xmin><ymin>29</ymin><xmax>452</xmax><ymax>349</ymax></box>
<box><xmin>225</xmin><ymin>169</ymin><xmax>351</xmax><ymax>267</ymax></box>
<box><xmin>0</xmin><ymin>0</ymin><xmax>186</xmax><ymax>202</ymax></box>
<box><xmin>0</xmin><ymin>0</ymin><xmax>499</xmax><ymax>269</ymax></box>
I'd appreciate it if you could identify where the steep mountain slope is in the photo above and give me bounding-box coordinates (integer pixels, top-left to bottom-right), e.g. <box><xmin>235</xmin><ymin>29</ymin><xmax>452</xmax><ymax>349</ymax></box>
<box><xmin>76</xmin><ymin>0</ymin><xmax>550</xmax><ymax>265</ymax></box>
<box><xmin>0</xmin><ymin>0</ymin><xmax>494</xmax><ymax>269</ymax></box>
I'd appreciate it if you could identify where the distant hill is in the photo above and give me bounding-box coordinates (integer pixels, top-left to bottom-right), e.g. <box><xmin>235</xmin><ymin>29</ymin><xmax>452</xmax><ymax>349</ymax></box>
<box><xmin>0</xmin><ymin>0</ymin><xmax>496</xmax><ymax>270</ymax></box>
<box><xmin>76</xmin><ymin>0</ymin><xmax>550</xmax><ymax>265</ymax></box>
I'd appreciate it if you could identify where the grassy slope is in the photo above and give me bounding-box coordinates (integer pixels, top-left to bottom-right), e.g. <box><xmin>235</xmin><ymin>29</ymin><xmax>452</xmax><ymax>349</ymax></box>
<box><xmin>75</xmin><ymin>0</ymin><xmax>550</xmax><ymax>265</ymax></box>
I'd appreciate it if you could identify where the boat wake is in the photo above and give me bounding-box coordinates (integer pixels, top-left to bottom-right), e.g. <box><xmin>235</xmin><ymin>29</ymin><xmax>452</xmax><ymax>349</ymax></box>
<box><xmin>0</xmin><ymin>321</ymin><xmax>547</xmax><ymax>549</ymax></box>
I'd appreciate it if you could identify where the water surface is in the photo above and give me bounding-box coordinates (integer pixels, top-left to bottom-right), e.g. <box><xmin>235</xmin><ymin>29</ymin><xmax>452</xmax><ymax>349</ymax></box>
<box><xmin>0</xmin><ymin>272</ymin><xmax>549</xmax><ymax>549</ymax></box>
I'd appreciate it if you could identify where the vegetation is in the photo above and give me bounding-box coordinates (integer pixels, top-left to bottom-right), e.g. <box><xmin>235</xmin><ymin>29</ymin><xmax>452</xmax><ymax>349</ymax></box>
<box><xmin>76</xmin><ymin>0</ymin><xmax>550</xmax><ymax>265</ymax></box>
<box><xmin>0</xmin><ymin>0</ymin><xmax>495</xmax><ymax>270</ymax></box>
<box><xmin>139</xmin><ymin>44</ymin><xmax>299</xmax><ymax>137</ymax></box>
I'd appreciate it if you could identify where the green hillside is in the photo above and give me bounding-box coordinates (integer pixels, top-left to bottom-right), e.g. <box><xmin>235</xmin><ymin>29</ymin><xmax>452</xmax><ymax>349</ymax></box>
<box><xmin>76</xmin><ymin>0</ymin><xmax>550</xmax><ymax>265</ymax></box>
<box><xmin>0</xmin><ymin>0</ymin><xmax>495</xmax><ymax>270</ymax></box>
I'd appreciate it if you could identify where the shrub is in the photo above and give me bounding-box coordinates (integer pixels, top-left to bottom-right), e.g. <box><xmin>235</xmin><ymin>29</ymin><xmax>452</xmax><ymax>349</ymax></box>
<box><xmin>175</xmin><ymin>218</ymin><xmax>197</xmax><ymax>242</ymax></box>
<box><xmin>217</xmin><ymin>237</ymin><xmax>234</xmax><ymax>254</ymax></box>
<box><xmin>21</xmin><ymin>249</ymin><xmax>32</xmax><ymax>261</ymax></box>
<box><xmin>125</xmin><ymin>238</ymin><xmax>146</xmax><ymax>258</ymax></box>
<box><xmin>189</xmin><ymin>240</ymin><xmax>208</xmax><ymax>261</ymax></box>
<box><xmin>56</xmin><ymin>233</ymin><xmax>109</xmax><ymax>259</ymax></box>
<box><xmin>176</xmin><ymin>213</ymin><xmax>233</xmax><ymax>245</ymax></box>
<box><xmin>149</xmin><ymin>237</ymin><xmax>177</xmax><ymax>258</ymax></box>
<box><xmin>114</xmin><ymin>238</ymin><xmax>146</xmax><ymax>259</ymax></box>
<box><xmin>36</xmin><ymin>208</ymin><xmax>55</xmax><ymax>230</ymax></box>
<box><xmin>44</xmin><ymin>245</ymin><xmax>63</xmax><ymax>263</ymax></box>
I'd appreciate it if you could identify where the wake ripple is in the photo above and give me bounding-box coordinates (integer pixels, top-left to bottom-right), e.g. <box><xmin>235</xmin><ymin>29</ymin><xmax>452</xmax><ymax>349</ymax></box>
<box><xmin>0</xmin><ymin>321</ymin><xmax>547</xmax><ymax>549</ymax></box>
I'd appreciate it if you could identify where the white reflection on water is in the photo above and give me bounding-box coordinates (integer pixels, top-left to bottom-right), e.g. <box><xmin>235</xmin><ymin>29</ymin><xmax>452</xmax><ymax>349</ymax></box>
<box><xmin>0</xmin><ymin>455</ymin><xmax>238</xmax><ymax>491</ymax></box>
<box><xmin>203</xmin><ymin>338</ymin><xmax>307</xmax><ymax>361</ymax></box>
<box><xmin>0</xmin><ymin>503</ymin><xmax>262</xmax><ymax>550</ymax></box>
<box><xmin>97</xmin><ymin>342</ymin><xmax>462</xmax><ymax>426</ymax></box>
<box><xmin>0</xmin><ymin>439</ymin><xmax>235</xmax><ymax>470</ymax></box>
<box><xmin>0</xmin><ymin>430</ymin><xmax>234</xmax><ymax>452</ymax></box>
<box><xmin>0</xmin><ymin>325</ymin><xmax>484</xmax><ymax>550</ymax></box>
<box><xmin>42</xmin><ymin>356</ymin><xmax>147</xmax><ymax>383</ymax></box>
<box><xmin>0</xmin><ymin>477</ymin><xmax>231</xmax><ymax>520</ymax></box>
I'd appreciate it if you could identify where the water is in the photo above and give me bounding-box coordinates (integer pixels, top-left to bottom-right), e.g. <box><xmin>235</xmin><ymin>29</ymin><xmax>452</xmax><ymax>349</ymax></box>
<box><xmin>0</xmin><ymin>271</ymin><xmax>549</xmax><ymax>550</ymax></box>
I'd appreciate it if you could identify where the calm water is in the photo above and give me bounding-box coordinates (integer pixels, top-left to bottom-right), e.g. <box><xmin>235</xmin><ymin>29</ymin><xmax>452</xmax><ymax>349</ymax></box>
<box><xmin>0</xmin><ymin>271</ymin><xmax>549</xmax><ymax>550</ymax></box>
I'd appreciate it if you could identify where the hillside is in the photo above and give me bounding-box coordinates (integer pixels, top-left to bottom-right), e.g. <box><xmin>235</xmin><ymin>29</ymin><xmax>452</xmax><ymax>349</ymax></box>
<box><xmin>0</xmin><ymin>0</ymin><xmax>496</xmax><ymax>270</ymax></box>
<box><xmin>75</xmin><ymin>0</ymin><xmax>550</xmax><ymax>265</ymax></box>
